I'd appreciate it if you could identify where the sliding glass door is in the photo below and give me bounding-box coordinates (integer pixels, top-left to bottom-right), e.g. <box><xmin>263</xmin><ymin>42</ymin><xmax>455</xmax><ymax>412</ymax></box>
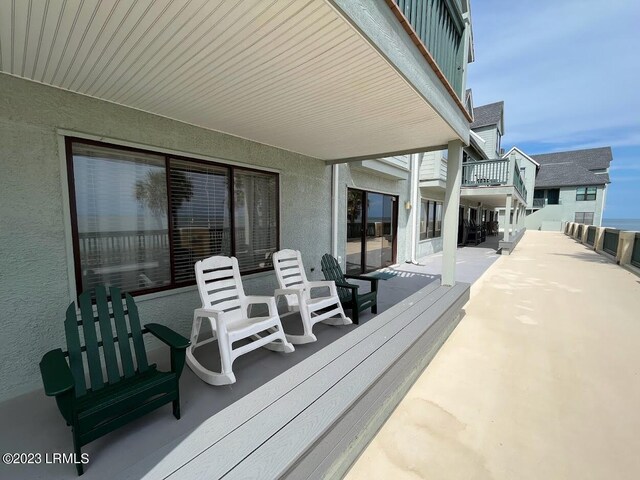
<box><xmin>346</xmin><ymin>189</ymin><xmax>397</xmax><ymax>275</ymax></box>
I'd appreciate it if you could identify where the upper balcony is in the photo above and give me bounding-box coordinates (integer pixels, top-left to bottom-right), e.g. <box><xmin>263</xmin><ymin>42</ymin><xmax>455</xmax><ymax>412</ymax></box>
<box><xmin>460</xmin><ymin>157</ymin><xmax>528</xmax><ymax>205</ymax></box>
<box><xmin>388</xmin><ymin>0</ymin><xmax>467</xmax><ymax>97</ymax></box>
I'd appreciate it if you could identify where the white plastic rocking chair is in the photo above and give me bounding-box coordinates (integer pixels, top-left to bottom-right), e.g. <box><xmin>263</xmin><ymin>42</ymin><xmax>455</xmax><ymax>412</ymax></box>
<box><xmin>186</xmin><ymin>256</ymin><xmax>294</xmax><ymax>385</ymax></box>
<box><xmin>273</xmin><ymin>249</ymin><xmax>351</xmax><ymax>344</ymax></box>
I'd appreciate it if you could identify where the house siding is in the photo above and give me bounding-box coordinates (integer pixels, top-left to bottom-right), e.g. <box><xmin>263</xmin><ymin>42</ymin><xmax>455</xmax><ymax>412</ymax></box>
<box><xmin>0</xmin><ymin>74</ymin><xmax>366</xmax><ymax>401</ymax></box>
<box><xmin>419</xmin><ymin>151</ymin><xmax>448</xmax><ymax>183</ymax></box>
<box><xmin>525</xmin><ymin>185</ymin><xmax>607</xmax><ymax>230</ymax></box>
<box><xmin>473</xmin><ymin>125</ymin><xmax>499</xmax><ymax>158</ymax></box>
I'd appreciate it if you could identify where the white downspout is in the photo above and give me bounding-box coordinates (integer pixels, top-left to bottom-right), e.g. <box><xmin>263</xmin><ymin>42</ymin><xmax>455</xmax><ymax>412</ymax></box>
<box><xmin>408</xmin><ymin>153</ymin><xmax>423</xmax><ymax>264</ymax></box>
<box><xmin>331</xmin><ymin>164</ymin><xmax>339</xmax><ymax>259</ymax></box>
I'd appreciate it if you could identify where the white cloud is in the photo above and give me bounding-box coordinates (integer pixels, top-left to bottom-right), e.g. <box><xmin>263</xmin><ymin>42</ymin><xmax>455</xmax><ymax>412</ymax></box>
<box><xmin>469</xmin><ymin>0</ymin><xmax>640</xmax><ymax>147</ymax></box>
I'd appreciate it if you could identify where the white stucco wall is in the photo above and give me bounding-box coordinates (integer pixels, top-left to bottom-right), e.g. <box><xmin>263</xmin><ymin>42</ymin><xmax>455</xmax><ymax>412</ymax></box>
<box><xmin>0</xmin><ymin>74</ymin><xmax>413</xmax><ymax>401</ymax></box>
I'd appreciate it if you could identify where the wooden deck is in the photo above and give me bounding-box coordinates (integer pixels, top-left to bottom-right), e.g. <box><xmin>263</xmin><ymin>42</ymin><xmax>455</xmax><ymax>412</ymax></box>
<box><xmin>120</xmin><ymin>281</ymin><xmax>470</xmax><ymax>479</ymax></box>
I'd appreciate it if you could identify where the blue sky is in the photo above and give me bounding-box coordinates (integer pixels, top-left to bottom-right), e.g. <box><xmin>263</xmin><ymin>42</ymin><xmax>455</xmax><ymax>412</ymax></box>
<box><xmin>467</xmin><ymin>0</ymin><xmax>640</xmax><ymax>219</ymax></box>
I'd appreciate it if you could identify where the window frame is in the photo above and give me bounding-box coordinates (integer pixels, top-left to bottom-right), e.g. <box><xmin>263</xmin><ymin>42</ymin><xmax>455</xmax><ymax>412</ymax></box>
<box><xmin>576</xmin><ymin>186</ymin><xmax>597</xmax><ymax>201</ymax></box>
<box><xmin>65</xmin><ymin>137</ymin><xmax>281</xmax><ymax>297</ymax></box>
<box><xmin>575</xmin><ymin>212</ymin><xmax>594</xmax><ymax>225</ymax></box>
<box><xmin>419</xmin><ymin>198</ymin><xmax>443</xmax><ymax>240</ymax></box>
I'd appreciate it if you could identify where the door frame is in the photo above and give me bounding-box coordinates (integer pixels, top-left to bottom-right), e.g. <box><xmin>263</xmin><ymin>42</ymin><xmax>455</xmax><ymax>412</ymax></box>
<box><xmin>346</xmin><ymin>187</ymin><xmax>399</xmax><ymax>274</ymax></box>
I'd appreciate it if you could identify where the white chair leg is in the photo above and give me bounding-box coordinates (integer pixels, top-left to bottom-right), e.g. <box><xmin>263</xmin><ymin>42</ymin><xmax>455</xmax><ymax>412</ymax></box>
<box><xmin>185</xmin><ymin>317</ymin><xmax>236</xmax><ymax>386</ymax></box>
<box><xmin>254</xmin><ymin>326</ymin><xmax>295</xmax><ymax>353</ymax></box>
<box><xmin>320</xmin><ymin>301</ymin><xmax>352</xmax><ymax>326</ymax></box>
<box><xmin>285</xmin><ymin>304</ymin><xmax>318</xmax><ymax>344</ymax></box>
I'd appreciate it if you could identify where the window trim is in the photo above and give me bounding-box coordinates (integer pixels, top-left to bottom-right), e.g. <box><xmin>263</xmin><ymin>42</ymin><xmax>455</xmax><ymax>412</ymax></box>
<box><xmin>419</xmin><ymin>197</ymin><xmax>443</xmax><ymax>241</ymax></box>
<box><xmin>65</xmin><ymin>136</ymin><xmax>281</xmax><ymax>297</ymax></box>
<box><xmin>574</xmin><ymin>211</ymin><xmax>595</xmax><ymax>225</ymax></box>
<box><xmin>576</xmin><ymin>186</ymin><xmax>597</xmax><ymax>201</ymax></box>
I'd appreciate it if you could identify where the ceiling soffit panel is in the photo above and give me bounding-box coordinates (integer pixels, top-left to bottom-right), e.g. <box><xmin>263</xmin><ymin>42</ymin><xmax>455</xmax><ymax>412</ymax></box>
<box><xmin>0</xmin><ymin>0</ymin><xmax>457</xmax><ymax>160</ymax></box>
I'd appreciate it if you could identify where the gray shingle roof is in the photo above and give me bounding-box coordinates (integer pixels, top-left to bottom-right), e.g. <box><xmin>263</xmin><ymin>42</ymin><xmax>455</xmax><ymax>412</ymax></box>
<box><xmin>534</xmin><ymin>162</ymin><xmax>610</xmax><ymax>188</ymax></box>
<box><xmin>531</xmin><ymin>147</ymin><xmax>612</xmax><ymax>170</ymax></box>
<box><xmin>470</xmin><ymin>101</ymin><xmax>503</xmax><ymax>129</ymax></box>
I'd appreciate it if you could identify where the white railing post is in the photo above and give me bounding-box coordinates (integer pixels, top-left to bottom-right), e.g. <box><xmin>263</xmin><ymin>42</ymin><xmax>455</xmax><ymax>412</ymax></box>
<box><xmin>442</xmin><ymin>139</ymin><xmax>463</xmax><ymax>287</ymax></box>
<box><xmin>504</xmin><ymin>194</ymin><xmax>513</xmax><ymax>242</ymax></box>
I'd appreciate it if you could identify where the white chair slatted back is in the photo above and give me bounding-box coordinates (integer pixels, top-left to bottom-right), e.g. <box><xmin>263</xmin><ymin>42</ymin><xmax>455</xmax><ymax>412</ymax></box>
<box><xmin>273</xmin><ymin>249</ymin><xmax>309</xmax><ymax>308</ymax></box>
<box><xmin>195</xmin><ymin>256</ymin><xmax>245</xmax><ymax>322</ymax></box>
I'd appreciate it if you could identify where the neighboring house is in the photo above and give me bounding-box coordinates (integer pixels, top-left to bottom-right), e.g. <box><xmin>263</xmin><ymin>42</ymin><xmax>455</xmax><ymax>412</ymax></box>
<box><xmin>525</xmin><ymin>147</ymin><xmax>613</xmax><ymax>230</ymax></box>
<box><xmin>0</xmin><ymin>0</ymin><xmax>474</xmax><ymax>415</ymax></box>
<box><xmin>419</xmin><ymin>99</ymin><xmax>531</xmax><ymax>255</ymax></box>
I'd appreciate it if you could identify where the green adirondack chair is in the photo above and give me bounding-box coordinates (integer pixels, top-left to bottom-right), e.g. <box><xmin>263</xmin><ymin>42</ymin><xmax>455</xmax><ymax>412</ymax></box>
<box><xmin>320</xmin><ymin>254</ymin><xmax>378</xmax><ymax>324</ymax></box>
<box><xmin>39</xmin><ymin>286</ymin><xmax>190</xmax><ymax>475</ymax></box>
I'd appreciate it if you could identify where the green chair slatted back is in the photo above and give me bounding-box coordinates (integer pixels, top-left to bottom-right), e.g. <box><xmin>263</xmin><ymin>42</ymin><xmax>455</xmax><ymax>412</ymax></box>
<box><xmin>320</xmin><ymin>254</ymin><xmax>351</xmax><ymax>304</ymax></box>
<box><xmin>63</xmin><ymin>286</ymin><xmax>149</xmax><ymax>396</ymax></box>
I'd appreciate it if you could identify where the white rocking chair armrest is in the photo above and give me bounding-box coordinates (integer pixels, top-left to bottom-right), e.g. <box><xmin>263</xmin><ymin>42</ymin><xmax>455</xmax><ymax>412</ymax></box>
<box><xmin>244</xmin><ymin>295</ymin><xmax>278</xmax><ymax>317</ymax></box>
<box><xmin>194</xmin><ymin>307</ymin><xmax>226</xmax><ymax>319</ymax></box>
<box><xmin>307</xmin><ymin>280</ymin><xmax>338</xmax><ymax>296</ymax></box>
<box><xmin>274</xmin><ymin>287</ymin><xmax>305</xmax><ymax>297</ymax></box>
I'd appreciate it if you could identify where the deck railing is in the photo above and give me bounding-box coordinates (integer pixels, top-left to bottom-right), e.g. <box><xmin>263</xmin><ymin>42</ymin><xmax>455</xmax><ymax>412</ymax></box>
<box><xmin>533</xmin><ymin>198</ymin><xmax>545</xmax><ymax>208</ymax></box>
<box><xmin>392</xmin><ymin>0</ymin><xmax>465</xmax><ymax>94</ymax></box>
<box><xmin>586</xmin><ymin>226</ymin><xmax>596</xmax><ymax>246</ymax></box>
<box><xmin>632</xmin><ymin>233</ymin><xmax>640</xmax><ymax>268</ymax></box>
<box><xmin>462</xmin><ymin>159</ymin><xmax>509</xmax><ymax>186</ymax></box>
<box><xmin>603</xmin><ymin>229</ymin><xmax>620</xmax><ymax>256</ymax></box>
<box><xmin>512</xmin><ymin>160</ymin><xmax>527</xmax><ymax>201</ymax></box>
<box><xmin>461</xmin><ymin>158</ymin><xmax>527</xmax><ymax>200</ymax></box>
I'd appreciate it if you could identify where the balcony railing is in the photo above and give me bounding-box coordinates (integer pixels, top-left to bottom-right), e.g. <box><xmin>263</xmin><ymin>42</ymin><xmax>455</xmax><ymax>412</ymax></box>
<box><xmin>391</xmin><ymin>0</ymin><xmax>465</xmax><ymax>95</ymax></box>
<box><xmin>513</xmin><ymin>160</ymin><xmax>527</xmax><ymax>201</ymax></box>
<box><xmin>462</xmin><ymin>159</ymin><xmax>509</xmax><ymax>186</ymax></box>
<box><xmin>461</xmin><ymin>159</ymin><xmax>527</xmax><ymax>200</ymax></box>
<box><xmin>533</xmin><ymin>198</ymin><xmax>545</xmax><ymax>208</ymax></box>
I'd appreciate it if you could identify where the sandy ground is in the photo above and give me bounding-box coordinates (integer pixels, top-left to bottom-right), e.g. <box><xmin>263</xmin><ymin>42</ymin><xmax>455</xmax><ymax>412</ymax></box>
<box><xmin>346</xmin><ymin>231</ymin><xmax>640</xmax><ymax>480</ymax></box>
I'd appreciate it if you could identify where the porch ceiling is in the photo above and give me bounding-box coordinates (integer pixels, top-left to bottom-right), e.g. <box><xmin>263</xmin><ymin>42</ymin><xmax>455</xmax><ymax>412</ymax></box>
<box><xmin>460</xmin><ymin>186</ymin><xmax>526</xmax><ymax>208</ymax></box>
<box><xmin>0</xmin><ymin>0</ymin><xmax>459</xmax><ymax>161</ymax></box>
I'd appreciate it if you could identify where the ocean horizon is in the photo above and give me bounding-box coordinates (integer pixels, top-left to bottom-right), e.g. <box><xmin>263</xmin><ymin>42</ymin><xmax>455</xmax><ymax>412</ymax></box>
<box><xmin>602</xmin><ymin>218</ymin><xmax>640</xmax><ymax>231</ymax></box>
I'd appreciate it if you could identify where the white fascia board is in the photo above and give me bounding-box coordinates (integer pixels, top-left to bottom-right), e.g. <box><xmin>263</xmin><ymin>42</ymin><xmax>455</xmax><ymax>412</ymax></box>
<box><xmin>502</xmin><ymin>146</ymin><xmax>540</xmax><ymax>167</ymax></box>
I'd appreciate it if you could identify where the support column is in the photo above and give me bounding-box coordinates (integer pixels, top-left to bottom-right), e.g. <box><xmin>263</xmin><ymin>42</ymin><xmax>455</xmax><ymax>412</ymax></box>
<box><xmin>442</xmin><ymin>139</ymin><xmax>463</xmax><ymax>287</ymax></box>
<box><xmin>504</xmin><ymin>194</ymin><xmax>513</xmax><ymax>242</ymax></box>
<box><xmin>513</xmin><ymin>200</ymin><xmax>520</xmax><ymax>234</ymax></box>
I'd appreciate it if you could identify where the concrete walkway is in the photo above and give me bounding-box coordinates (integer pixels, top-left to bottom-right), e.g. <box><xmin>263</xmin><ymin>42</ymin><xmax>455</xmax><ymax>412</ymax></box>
<box><xmin>346</xmin><ymin>231</ymin><xmax>640</xmax><ymax>480</ymax></box>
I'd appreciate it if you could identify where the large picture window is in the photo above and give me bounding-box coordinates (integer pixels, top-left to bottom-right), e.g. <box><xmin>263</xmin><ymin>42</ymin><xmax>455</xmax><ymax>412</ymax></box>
<box><xmin>68</xmin><ymin>139</ymin><xmax>279</xmax><ymax>295</ymax></box>
<box><xmin>420</xmin><ymin>199</ymin><xmax>443</xmax><ymax>240</ymax></box>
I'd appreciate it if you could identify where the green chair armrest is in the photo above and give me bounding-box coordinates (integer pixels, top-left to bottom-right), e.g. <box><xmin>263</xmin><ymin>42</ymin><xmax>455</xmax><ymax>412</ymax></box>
<box><xmin>40</xmin><ymin>349</ymin><xmax>75</xmax><ymax>397</ymax></box>
<box><xmin>145</xmin><ymin>323</ymin><xmax>190</xmax><ymax>350</ymax></box>
<box><xmin>345</xmin><ymin>274</ymin><xmax>379</xmax><ymax>284</ymax></box>
<box><xmin>344</xmin><ymin>274</ymin><xmax>379</xmax><ymax>292</ymax></box>
<box><xmin>334</xmin><ymin>281</ymin><xmax>359</xmax><ymax>290</ymax></box>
